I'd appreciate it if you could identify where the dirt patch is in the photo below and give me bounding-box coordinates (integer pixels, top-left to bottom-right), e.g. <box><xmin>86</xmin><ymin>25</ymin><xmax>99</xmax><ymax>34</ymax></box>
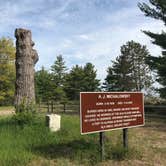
<box><xmin>0</xmin><ymin>110</ymin><xmax>15</xmax><ymax>116</ymax></box>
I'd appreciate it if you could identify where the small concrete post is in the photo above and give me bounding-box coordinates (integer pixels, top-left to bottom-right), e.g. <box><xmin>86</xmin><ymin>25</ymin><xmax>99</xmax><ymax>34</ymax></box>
<box><xmin>46</xmin><ymin>114</ymin><xmax>61</xmax><ymax>132</ymax></box>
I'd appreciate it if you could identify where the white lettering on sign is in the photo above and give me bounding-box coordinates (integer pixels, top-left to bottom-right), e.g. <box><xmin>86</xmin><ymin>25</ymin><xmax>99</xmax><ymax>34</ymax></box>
<box><xmin>80</xmin><ymin>92</ymin><xmax>144</xmax><ymax>134</ymax></box>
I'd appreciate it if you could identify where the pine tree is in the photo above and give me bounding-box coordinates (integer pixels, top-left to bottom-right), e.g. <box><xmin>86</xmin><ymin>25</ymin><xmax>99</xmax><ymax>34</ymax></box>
<box><xmin>65</xmin><ymin>65</ymin><xmax>85</xmax><ymax>100</ymax></box>
<box><xmin>65</xmin><ymin>63</ymin><xmax>100</xmax><ymax>100</ymax></box>
<box><xmin>104</xmin><ymin>41</ymin><xmax>152</xmax><ymax>92</ymax></box>
<box><xmin>122</xmin><ymin>41</ymin><xmax>152</xmax><ymax>91</ymax></box>
<box><xmin>50</xmin><ymin>55</ymin><xmax>67</xmax><ymax>101</ymax></box>
<box><xmin>104</xmin><ymin>50</ymin><xmax>134</xmax><ymax>91</ymax></box>
<box><xmin>35</xmin><ymin>67</ymin><xmax>53</xmax><ymax>102</ymax></box>
<box><xmin>51</xmin><ymin>55</ymin><xmax>67</xmax><ymax>87</ymax></box>
<box><xmin>138</xmin><ymin>0</ymin><xmax>166</xmax><ymax>98</ymax></box>
<box><xmin>83</xmin><ymin>63</ymin><xmax>100</xmax><ymax>91</ymax></box>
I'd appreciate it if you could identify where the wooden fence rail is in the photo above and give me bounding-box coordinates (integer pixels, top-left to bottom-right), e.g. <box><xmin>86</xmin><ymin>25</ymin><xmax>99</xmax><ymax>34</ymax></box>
<box><xmin>37</xmin><ymin>102</ymin><xmax>80</xmax><ymax>113</ymax></box>
<box><xmin>37</xmin><ymin>102</ymin><xmax>166</xmax><ymax>116</ymax></box>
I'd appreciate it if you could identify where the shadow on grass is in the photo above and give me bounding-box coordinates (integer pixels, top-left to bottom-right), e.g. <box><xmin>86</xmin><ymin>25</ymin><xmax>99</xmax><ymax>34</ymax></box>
<box><xmin>32</xmin><ymin>139</ymin><xmax>100</xmax><ymax>165</ymax></box>
<box><xmin>32</xmin><ymin>139</ymin><xmax>141</xmax><ymax>165</ymax></box>
<box><xmin>0</xmin><ymin>117</ymin><xmax>14</xmax><ymax>128</ymax></box>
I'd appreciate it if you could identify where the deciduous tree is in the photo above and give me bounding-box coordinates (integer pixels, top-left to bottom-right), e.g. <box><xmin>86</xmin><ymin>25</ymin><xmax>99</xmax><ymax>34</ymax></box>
<box><xmin>0</xmin><ymin>37</ymin><xmax>15</xmax><ymax>105</ymax></box>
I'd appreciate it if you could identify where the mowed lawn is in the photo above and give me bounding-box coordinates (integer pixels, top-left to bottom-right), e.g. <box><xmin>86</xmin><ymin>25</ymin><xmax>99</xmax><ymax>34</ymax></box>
<box><xmin>0</xmin><ymin>112</ymin><xmax>165</xmax><ymax>166</ymax></box>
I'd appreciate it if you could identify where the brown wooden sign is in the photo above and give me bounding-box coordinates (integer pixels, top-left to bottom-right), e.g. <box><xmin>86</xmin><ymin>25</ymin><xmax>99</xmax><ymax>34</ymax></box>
<box><xmin>80</xmin><ymin>92</ymin><xmax>144</xmax><ymax>134</ymax></box>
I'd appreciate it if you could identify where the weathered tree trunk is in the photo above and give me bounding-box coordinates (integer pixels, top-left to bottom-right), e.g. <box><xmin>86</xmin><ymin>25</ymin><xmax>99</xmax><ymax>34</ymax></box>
<box><xmin>14</xmin><ymin>28</ymin><xmax>38</xmax><ymax>107</ymax></box>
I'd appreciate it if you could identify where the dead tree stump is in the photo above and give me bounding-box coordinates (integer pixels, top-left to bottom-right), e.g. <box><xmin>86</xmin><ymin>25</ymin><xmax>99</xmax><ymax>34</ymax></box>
<box><xmin>14</xmin><ymin>28</ymin><xmax>38</xmax><ymax>107</ymax></box>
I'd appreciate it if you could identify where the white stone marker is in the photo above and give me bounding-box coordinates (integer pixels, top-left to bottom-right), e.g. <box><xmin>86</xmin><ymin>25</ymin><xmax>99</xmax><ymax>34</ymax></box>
<box><xmin>46</xmin><ymin>114</ymin><xmax>61</xmax><ymax>132</ymax></box>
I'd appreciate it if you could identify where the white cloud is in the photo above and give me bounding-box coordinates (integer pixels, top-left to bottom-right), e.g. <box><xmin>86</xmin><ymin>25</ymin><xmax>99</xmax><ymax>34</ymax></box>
<box><xmin>0</xmin><ymin>0</ymin><xmax>165</xmax><ymax>83</ymax></box>
<box><xmin>35</xmin><ymin>18</ymin><xmax>164</xmax><ymax>82</ymax></box>
<box><xmin>78</xmin><ymin>34</ymin><xmax>92</xmax><ymax>40</ymax></box>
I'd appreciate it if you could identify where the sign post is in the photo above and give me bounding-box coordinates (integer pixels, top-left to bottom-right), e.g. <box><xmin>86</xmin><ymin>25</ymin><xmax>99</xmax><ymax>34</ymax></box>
<box><xmin>80</xmin><ymin>92</ymin><xmax>144</xmax><ymax>158</ymax></box>
<box><xmin>123</xmin><ymin>128</ymin><xmax>128</xmax><ymax>148</ymax></box>
<box><xmin>99</xmin><ymin>132</ymin><xmax>105</xmax><ymax>161</ymax></box>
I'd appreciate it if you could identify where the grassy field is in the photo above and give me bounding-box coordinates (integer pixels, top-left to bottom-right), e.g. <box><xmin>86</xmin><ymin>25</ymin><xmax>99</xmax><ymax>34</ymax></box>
<box><xmin>0</xmin><ymin>113</ymin><xmax>165</xmax><ymax>166</ymax></box>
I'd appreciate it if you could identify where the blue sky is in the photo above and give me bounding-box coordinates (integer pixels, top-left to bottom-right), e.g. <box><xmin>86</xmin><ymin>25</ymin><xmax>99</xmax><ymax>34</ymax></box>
<box><xmin>0</xmin><ymin>0</ymin><xmax>164</xmax><ymax>82</ymax></box>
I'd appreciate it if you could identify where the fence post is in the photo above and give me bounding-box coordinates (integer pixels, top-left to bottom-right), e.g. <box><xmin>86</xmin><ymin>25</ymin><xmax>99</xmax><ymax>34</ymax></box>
<box><xmin>47</xmin><ymin>102</ymin><xmax>50</xmax><ymax>113</ymax></box>
<box><xmin>51</xmin><ymin>101</ymin><xmax>53</xmax><ymax>113</ymax></box>
<box><xmin>63</xmin><ymin>103</ymin><xmax>66</xmax><ymax>113</ymax></box>
<box><xmin>38</xmin><ymin>100</ymin><xmax>41</xmax><ymax>112</ymax></box>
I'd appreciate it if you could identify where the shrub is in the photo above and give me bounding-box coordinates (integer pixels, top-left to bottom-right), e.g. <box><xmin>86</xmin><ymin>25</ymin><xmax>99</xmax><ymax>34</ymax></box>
<box><xmin>15</xmin><ymin>99</ymin><xmax>37</xmax><ymax>113</ymax></box>
<box><xmin>11</xmin><ymin>112</ymin><xmax>37</xmax><ymax>126</ymax></box>
<box><xmin>12</xmin><ymin>100</ymin><xmax>38</xmax><ymax>126</ymax></box>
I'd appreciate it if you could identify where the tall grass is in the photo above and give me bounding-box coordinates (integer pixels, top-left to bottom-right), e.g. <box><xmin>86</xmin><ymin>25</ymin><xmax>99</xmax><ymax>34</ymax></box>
<box><xmin>0</xmin><ymin>114</ymin><xmax>140</xmax><ymax>166</ymax></box>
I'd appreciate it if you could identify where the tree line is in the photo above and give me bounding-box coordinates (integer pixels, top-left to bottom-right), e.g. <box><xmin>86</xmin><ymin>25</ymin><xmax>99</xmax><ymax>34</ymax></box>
<box><xmin>0</xmin><ymin>0</ymin><xmax>165</xmax><ymax>105</ymax></box>
<box><xmin>35</xmin><ymin>57</ymin><xmax>100</xmax><ymax>102</ymax></box>
<box><xmin>35</xmin><ymin>40</ymin><xmax>152</xmax><ymax>104</ymax></box>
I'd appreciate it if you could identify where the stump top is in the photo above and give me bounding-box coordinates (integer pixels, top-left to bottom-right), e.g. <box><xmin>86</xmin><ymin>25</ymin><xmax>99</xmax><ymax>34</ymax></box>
<box><xmin>15</xmin><ymin>28</ymin><xmax>32</xmax><ymax>38</ymax></box>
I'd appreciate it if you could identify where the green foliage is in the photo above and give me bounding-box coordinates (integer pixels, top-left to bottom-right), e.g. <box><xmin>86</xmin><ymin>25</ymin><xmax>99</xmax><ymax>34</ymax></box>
<box><xmin>35</xmin><ymin>55</ymin><xmax>100</xmax><ymax>103</ymax></box>
<box><xmin>138</xmin><ymin>0</ymin><xmax>166</xmax><ymax>98</ymax></box>
<box><xmin>12</xmin><ymin>100</ymin><xmax>38</xmax><ymax>126</ymax></box>
<box><xmin>51</xmin><ymin>55</ymin><xmax>67</xmax><ymax>87</ymax></box>
<box><xmin>104</xmin><ymin>41</ymin><xmax>152</xmax><ymax>92</ymax></box>
<box><xmin>35</xmin><ymin>66</ymin><xmax>53</xmax><ymax>102</ymax></box>
<box><xmin>11</xmin><ymin>112</ymin><xmax>37</xmax><ymax>126</ymax></box>
<box><xmin>65</xmin><ymin>63</ymin><xmax>100</xmax><ymax>100</ymax></box>
<box><xmin>0</xmin><ymin>115</ymin><xmax>147</xmax><ymax>166</ymax></box>
<box><xmin>15</xmin><ymin>99</ymin><xmax>37</xmax><ymax>113</ymax></box>
<box><xmin>83</xmin><ymin>63</ymin><xmax>100</xmax><ymax>91</ymax></box>
<box><xmin>104</xmin><ymin>54</ymin><xmax>133</xmax><ymax>91</ymax></box>
<box><xmin>0</xmin><ymin>116</ymin><xmax>46</xmax><ymax>166</ymax></box>
<box><xmin>65</xmin><ymin>65</ymin><xmax>85</xmax><ymax>100</ymax></box>
<box><xmin>50</xmin><ymin>55</ymin><xmax>68</xmax><ymax>101</ymax></box>
<box><xmin>0</xmin><ymin>37</ymin><xmax>15</xmax><ymax>105</ymax></box>
<box><xmin>35</xmin><ymin>55</ymin><xmax>68</xmax><ymax>103</ymax></box>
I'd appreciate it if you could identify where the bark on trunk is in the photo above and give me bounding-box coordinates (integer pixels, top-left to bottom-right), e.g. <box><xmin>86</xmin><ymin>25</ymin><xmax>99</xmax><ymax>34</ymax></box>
<box><xmin>14</xmin><ymin>28</ymin><xmax>38</xmax><ymax>107</ymax></box>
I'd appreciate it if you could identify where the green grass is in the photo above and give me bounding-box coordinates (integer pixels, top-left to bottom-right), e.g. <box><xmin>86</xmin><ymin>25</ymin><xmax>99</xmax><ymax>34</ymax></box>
<box><xmin>0</xmin><ymin>114</ymin><xmax>141</xmax><ymax>166</ymax></box>
<box><xmin>0</xmin><ymin>113</ymin><xmax>165</xmax><ymax>166</ymax></box>
<box><xmin>0</xmin><ymin>114</ymin><xmax>98</xmax><ymax>166</ymax></box>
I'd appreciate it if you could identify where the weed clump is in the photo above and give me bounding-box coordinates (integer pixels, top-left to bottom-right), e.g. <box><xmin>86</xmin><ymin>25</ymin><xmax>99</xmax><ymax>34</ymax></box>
<box><xmin>11</xmin><ymin>112</ymin><xmax>37</xmax><ymax>126</ymax></box>
<box><xmin>12</xmin><ymin>100</ymin><xmax>38</xmax><ymax>126</ymax></box>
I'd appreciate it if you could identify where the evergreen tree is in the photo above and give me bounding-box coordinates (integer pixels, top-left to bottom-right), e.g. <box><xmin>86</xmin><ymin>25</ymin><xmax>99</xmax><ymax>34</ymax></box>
<box><xmin>50</xmin><ymin>55</ymin><xmax>67</xmax><ymax>101</ymax></box>
<box><xmin>138</xmin><ymin>0</ymin><xmax>166</xmax><ymax>98</ymax></box>
<box><xmin>123</xmin><ymin>41</ymin><xmax>152</xmax><ymax>91</ymax></box>
<box><xmin>35</xmin><ymin>67</ymin><xmax>53</xmax><ymax>102</ymax></box>
<box><xmin>65</xmin><ymin>63</ymin><xmax>100</xmax><ymax>100</ymax></box>
<box><xmin>65</xmin><ymin>65</ymin><xmax>85</xmax><ymax>100</ymax></box>
<box><xmin>104</xmin><ymin>53</ymin><xmax>133</xmax><ymax>91</ymax></box>
<box><xmin>104</xmin><ymin>41</ymin><xmax>152</xmax><ymax>92</ymax></box>
<box><xmin>83</xmin><ymin>63</ymin><xmax>100</xmax><ymax>91</ymax></box>
<box><xmin>51</xmin><ymin>55</ymin><xmax>67</xmax><ymax>87</ymax></box>
<box><xmin>0</xmin><ymin>37</ymin><xmax>15</xmax><ymax>105</ymax></box>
